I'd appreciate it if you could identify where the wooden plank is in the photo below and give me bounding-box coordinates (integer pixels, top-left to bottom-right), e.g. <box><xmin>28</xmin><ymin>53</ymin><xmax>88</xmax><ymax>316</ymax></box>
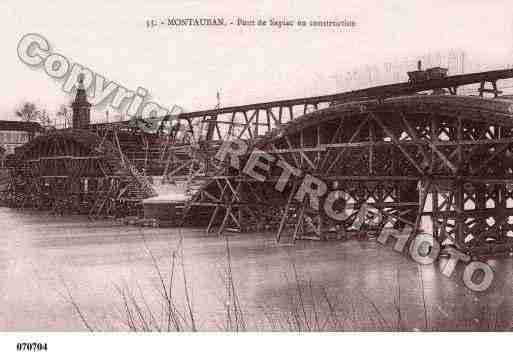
<box><xmin>371</xmin><ymin>112</ymin><xmax>425</xmax><ymax>175</ymax></box>
<box><xmin>178</xmin><ymin>68</ymin><xmax>513</xmax><ymax>119</ymax></box>
<box><xmin>276</xmin><ymin>183</ymin><xmax>297</xmax><ymax>243</ymax></box>
<box><xmin>324</xmin><ymin>117</ymin><xmax>370</xmax><ymax>175</ymax></box>
<box><xmin>427</xmin><ymin>142</ymin><xmax>458</xmax><ymax>174</ymax></box>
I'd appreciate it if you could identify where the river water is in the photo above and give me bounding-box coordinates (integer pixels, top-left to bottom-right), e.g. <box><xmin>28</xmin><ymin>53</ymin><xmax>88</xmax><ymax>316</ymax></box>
<box><xmin>0</xmin><ymin>207</ymin><xmax>512</xmax><ymax>331</ymax></box>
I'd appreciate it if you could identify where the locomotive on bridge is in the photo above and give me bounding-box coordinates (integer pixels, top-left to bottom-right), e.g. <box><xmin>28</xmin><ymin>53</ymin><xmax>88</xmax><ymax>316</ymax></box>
<box><xmin>407</xmin><ymin>60</ymin><xmax>448</xmax><ymax>85</ymax></box>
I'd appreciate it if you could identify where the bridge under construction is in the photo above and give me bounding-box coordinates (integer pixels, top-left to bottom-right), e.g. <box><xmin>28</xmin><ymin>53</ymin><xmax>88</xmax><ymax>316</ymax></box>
<box><xmin>5</xmin><ymin>65</ymin><xmax>513</xmax><ymax>257</ymax></box>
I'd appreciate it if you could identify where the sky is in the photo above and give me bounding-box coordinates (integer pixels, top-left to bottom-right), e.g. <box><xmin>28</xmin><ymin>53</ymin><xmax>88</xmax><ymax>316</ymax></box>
<box><xmin>1</xmin><ymin>0</ymin><xmax>513</xmax><ymax>122</ymax></box>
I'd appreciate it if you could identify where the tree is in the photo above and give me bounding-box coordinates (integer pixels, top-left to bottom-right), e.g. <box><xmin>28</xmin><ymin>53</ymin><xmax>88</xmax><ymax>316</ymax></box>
<box><xmin>37</xmin><ymin>109</ymin><xmax>52</xmax><ymax>128</ymax></box>
<box><xmin>14</xmin><ymin>102</ymin><xmax>38</xmax><ymax>122</ymax></box>
<box><xmin>14</xmin><ymin>102</ymin><xmax>57</xmax><ymax>128</ymax></box>
<box><xmin>56</xmin><ymin>104</ymin><xmax>72</xmax><ymax>128</ymax></box>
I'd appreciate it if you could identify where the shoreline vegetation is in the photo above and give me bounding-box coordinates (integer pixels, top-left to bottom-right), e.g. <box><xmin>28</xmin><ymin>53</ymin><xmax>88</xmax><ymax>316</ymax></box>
<box><xmin>63</xmin><ymin>230</ymin><xmax>510</xmax><ymax>332</ymax></box>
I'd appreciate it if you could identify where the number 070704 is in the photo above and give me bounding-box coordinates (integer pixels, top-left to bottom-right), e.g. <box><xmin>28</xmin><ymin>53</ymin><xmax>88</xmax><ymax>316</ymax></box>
<box><xmin>16</xmin><ymin>342</ymin><xmax>48</xmax><ymax>351</ymax></box>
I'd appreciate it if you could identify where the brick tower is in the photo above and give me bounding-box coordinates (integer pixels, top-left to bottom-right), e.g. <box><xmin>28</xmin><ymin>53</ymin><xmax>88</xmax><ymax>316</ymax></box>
<box><xmin>72</xmin><ymin>74</ymin><xmax>91</xmax><ymax>129</ymax></box>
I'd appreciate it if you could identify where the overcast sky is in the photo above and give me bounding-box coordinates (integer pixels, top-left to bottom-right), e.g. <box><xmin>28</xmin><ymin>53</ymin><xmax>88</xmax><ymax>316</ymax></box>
<box><xmin>1</xmin><ymin>0</ymin><xmax>512</xmax><ymax>121</ymax></box>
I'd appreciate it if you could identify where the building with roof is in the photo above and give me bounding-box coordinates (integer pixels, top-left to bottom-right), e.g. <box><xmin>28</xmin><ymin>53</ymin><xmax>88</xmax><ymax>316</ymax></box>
<box><xmin>0</xmin><ymin>120</ymin><xmax>44</xmax><ymax>154</ymax></box>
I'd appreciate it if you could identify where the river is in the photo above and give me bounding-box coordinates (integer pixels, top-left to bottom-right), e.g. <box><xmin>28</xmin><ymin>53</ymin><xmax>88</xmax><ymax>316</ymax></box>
<box><xmin>0</xmin><ymin>207</ymin><xmax>512</xmax><ymax>331</ymax></box>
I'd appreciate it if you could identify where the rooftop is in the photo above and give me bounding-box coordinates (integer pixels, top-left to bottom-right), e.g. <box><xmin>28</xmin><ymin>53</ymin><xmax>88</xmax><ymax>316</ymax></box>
<box><xmin>0</xmin><ymin>120</ymin><xmax>44</xmax><ymax>132</ymax></box>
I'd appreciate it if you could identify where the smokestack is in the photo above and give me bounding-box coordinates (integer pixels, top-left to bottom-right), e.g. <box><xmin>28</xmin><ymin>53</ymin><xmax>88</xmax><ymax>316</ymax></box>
<box><xmin>417</xmin><ymin>60</ymin><xmax>422</xmax><ymax>71</ymax></box>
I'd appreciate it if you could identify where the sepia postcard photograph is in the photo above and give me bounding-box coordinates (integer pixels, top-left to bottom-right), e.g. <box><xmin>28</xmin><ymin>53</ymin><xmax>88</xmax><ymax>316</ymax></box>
<box><xmin>1</xmin><ymin>0</ymin><xmax>513</xmax><ymax>357</ymax></box>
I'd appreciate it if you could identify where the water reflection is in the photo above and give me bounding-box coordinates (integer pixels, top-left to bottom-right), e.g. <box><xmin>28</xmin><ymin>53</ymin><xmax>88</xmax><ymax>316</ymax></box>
<box><xmin>0</xmin><ymin>208</ymin><xmax>511</xmax><ymax>331</ymax></box>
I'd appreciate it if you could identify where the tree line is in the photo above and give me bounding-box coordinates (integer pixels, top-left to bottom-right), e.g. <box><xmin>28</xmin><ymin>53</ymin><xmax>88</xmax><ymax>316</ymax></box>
<box><xmin>12</xmin><ymin>101</ymin><xmax>72</xmax><ymax>129</ymax></box>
